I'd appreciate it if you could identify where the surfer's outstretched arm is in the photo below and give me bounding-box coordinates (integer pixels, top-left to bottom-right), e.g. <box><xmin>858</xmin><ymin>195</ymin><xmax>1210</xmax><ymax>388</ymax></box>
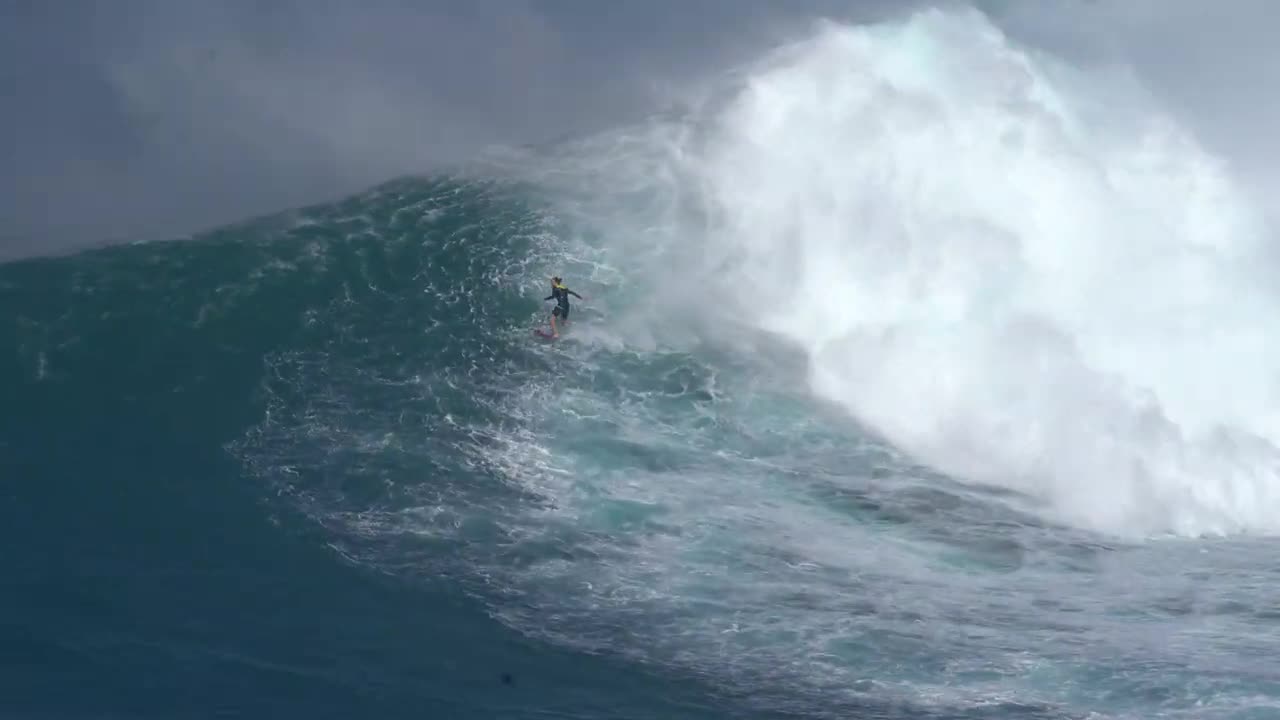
<box><xmin>567</xmin><ymin>289</ymin><xmax>582</xmax><ymax>299</ymax></box>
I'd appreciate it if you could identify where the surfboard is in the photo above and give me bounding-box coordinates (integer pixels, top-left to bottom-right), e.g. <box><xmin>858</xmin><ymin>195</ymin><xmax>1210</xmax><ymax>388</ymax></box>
<box><xmin>533</xmin><ymin>329</ymin><xmax>557</xmax><ymax>341</ymax></box>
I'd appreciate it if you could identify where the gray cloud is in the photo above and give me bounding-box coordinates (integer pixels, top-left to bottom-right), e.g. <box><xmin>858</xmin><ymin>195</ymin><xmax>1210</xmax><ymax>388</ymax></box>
<box><xmin>2</xmin><ymin>0</ymin><xmax>1278</xmax><ymax>260</ymax></box>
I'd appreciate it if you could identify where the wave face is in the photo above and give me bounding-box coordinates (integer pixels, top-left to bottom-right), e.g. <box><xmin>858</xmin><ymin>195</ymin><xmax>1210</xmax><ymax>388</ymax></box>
<box><xmin>530</xmin><ymin>7</ymin><xmax>1280</xmax><ymax>539</ymax></box>
<box><xmin>6</xmin><ymin>7</ymin><xmax>1280</xmax><ymax>720</ymax></box>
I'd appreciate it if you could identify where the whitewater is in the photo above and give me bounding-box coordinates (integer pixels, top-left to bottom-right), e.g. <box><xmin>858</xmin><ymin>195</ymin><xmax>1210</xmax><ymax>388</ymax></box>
<box><xmin>5</xmin><ymin>6</ymin><xmax>1280</xmax><ymax>720</ymax></box>
<box><xmin>517</xmin><ymin>7</ymin><xmax>1280</xmax><ymax>540</ymax></box>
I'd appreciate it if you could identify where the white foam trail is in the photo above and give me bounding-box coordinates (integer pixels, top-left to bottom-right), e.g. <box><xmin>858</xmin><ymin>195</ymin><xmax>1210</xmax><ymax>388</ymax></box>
<box><xmin>678</xmin><ymin>8</ymin><xmax>1280</xmax><ymax>537</ymax></box>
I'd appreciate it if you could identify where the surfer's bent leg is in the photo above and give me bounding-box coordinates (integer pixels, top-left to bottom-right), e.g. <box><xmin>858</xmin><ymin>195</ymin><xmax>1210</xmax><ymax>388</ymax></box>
<box><xmin>551</xmin><ymin>305</ymin><xmax>565</xmax><ymax>337</ymax></box>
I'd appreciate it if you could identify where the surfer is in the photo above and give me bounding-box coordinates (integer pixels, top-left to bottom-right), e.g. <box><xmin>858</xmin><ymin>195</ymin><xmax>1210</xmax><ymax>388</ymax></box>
<box><xmin>543</xmin><ymin>276</ymin><xmax>583</xmax><ymax>338</ymax></box>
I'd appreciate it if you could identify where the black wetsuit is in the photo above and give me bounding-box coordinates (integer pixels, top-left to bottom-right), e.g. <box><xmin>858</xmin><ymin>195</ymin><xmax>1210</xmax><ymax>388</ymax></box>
<box><xmin>545</xmin><ymin>285</ymin><xmax>581</xmax><ymax>320</ymax></box>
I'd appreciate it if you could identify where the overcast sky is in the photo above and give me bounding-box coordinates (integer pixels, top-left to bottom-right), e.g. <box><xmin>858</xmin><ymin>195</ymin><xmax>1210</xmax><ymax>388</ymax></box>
<box><xmin>3</xmin><ymin>0</ymin><xmax>1280</xmax><ymax>260</ymax></box>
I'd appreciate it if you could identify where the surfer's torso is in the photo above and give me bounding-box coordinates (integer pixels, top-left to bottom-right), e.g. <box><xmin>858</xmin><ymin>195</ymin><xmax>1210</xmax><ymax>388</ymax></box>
<box><xmin>547</xmin><ymin>285</ymin><xmax>578</xmax><ymax>310</ymax></box>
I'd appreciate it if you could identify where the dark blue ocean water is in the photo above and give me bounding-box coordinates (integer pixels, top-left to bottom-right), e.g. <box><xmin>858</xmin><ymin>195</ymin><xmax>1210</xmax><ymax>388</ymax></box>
<box><xmin>1</xmin><ymin>179</ymin><xmax>734</xmax><ymax>720</ymax></box>
<box><xmin>5</xmin><ymin>173</ymin><xmax>1279</xmax><ymax>720</ymax></box>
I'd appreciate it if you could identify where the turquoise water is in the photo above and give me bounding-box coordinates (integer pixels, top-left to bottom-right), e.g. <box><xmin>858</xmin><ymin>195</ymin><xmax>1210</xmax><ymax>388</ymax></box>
<box><xmin>4</xmin><ymin>174</ymin><xmax>1278</xmax><ymax>719</ymax></box>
